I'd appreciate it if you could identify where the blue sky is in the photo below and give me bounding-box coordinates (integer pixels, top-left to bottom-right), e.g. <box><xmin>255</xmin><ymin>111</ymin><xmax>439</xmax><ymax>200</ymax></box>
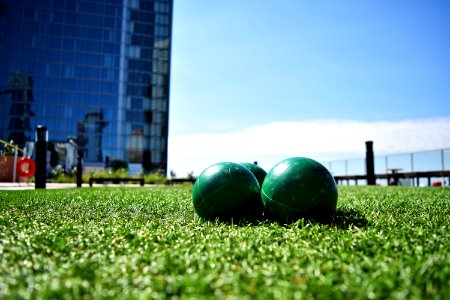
<box><xmin>167</xmin><ymin>1</ymin><xmax>450</xmax><ymax>176</ymax></box>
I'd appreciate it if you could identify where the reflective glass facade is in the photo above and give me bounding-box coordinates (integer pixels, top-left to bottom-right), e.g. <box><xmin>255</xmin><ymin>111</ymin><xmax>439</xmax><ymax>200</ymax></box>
<box><xmin>0</xmin><ymin>0</ymin><xmax>172</xmax><ymax>173</ymax></box>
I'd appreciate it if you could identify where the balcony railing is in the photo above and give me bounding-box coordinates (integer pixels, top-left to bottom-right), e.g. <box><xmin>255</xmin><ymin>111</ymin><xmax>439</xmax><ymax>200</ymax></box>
<box><xmin>325</xmin><ymin>148</ymin><xmax>450</xmax><ymax>186</ymax></box>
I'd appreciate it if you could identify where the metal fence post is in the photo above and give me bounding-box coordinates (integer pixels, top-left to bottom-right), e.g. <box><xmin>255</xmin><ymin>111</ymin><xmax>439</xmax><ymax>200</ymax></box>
<box><xmin>35</xmin><ymin>125</ymin><xmax>48</xmax><ymax>189</ymax></box>
<box><xmin>76</xmin><ymin>147</ymin><xmax>83</xmax><ymax>188</ymax></box>
<box><xmin>12</xmin><ymin>148</ymin><xmax>18</xmax><ymax>183</ymax></box>
<box><xmin>365</xmin><ymin>141</ymin><xmax>376</xmax><ymax>185</ymax></box>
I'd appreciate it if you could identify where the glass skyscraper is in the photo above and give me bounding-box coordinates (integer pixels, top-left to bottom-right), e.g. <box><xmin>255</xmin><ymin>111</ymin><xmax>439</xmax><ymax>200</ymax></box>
<box><xmin>0</xmin><ymin>0</ymin><xmax>172</xmax><ymax>173</ymax></box>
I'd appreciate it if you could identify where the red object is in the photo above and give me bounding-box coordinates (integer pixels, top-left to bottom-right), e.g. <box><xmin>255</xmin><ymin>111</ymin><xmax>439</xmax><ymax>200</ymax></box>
<box><xmin>16</xmin><ymin>158</ymin><xmax>36</xmax><ymax>177</ymax></box>
<box><xmin>432</xmin><ymin>181</ymin><xmax>442</xmax><ymax>187</ymax></box>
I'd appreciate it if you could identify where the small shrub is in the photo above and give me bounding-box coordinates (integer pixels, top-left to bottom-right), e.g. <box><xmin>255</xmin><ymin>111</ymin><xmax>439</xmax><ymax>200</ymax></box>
<box><xmin>0</xmin><ymin>140</ymin><xmax>16</xmax><ymax>156</ymax></box>
<box><xmin>144</xmin><ymin>172</ymin><xmax>167</xmax><ymax>184</ymax></box>
<box><xmin>50</xmin><ymin>165</ymin><xmax>64</xmax><ymax>178</ymax></box>
<box><xmin>53</xmin><ymin>174</ymin><xmax>76</xmax><ymax>183</ymax></box>
<box><xmin>91</xmin><ymin>168</ymin><xmax>128</xmax><ymax>179</ymax></box>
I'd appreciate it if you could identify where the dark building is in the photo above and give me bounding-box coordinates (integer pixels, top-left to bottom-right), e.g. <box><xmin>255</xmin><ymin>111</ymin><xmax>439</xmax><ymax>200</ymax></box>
<box><xmin>0</xmin><ymin>0</ymin><xmax>172</xmax><ymax>173</ymax></box>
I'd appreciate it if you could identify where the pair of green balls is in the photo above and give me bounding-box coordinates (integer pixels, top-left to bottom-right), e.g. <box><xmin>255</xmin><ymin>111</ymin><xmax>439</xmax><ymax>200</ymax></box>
<box><xmin>192</xmin><ymin>157</ymin><xmax>338</xmax><ymax>220</ymax></box>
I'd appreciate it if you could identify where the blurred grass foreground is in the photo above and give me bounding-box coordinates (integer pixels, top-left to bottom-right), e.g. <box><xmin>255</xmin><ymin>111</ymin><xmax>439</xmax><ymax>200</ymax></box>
<box><xmin>0</xmin><ymin>186</ymin><xmax>449</xmax><ymax>299</ymax></box>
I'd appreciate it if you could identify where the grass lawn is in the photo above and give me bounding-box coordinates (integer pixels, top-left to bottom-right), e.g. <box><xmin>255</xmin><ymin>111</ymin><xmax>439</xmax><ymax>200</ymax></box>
<box><xmin>0</xmin><ymin>186</ymin><xmax>449</xmax><ymax>299</ymax></box>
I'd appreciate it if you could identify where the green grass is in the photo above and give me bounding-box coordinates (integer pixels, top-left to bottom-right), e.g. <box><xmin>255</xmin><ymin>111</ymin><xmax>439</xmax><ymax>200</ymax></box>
<box><xmin>0</xmin><ymin>186</ymin><xmax>449</xmax><ymax>299</ymax></box>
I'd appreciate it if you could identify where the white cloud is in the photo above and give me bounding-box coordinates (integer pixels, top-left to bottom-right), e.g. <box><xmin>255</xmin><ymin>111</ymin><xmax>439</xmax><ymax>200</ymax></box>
<box><xmin>168</xmin><ymin>117</ymin><xmax>450</xmax><ymax>177</ymax></box>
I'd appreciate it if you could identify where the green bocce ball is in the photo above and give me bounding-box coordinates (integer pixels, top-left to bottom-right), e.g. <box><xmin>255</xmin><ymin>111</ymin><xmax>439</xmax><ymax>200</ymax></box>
<box><xmin>240</xmin><ymin>162</ymin><xmax>267</xmax><ymax>214</ymax></box>
<box><xmin>192</xmin><ymin>162</ymin><xmax>261</xmax><ymax>219</ymax></box>
<box><xmin>239</xmin><ymin>163</ymin><xmax>267</xmax><ymax>187</ymax></box>
<box><xmin>261</xmin><ymin>157</ymin><xmax>338</xmax><ymax>219</ymax></box>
